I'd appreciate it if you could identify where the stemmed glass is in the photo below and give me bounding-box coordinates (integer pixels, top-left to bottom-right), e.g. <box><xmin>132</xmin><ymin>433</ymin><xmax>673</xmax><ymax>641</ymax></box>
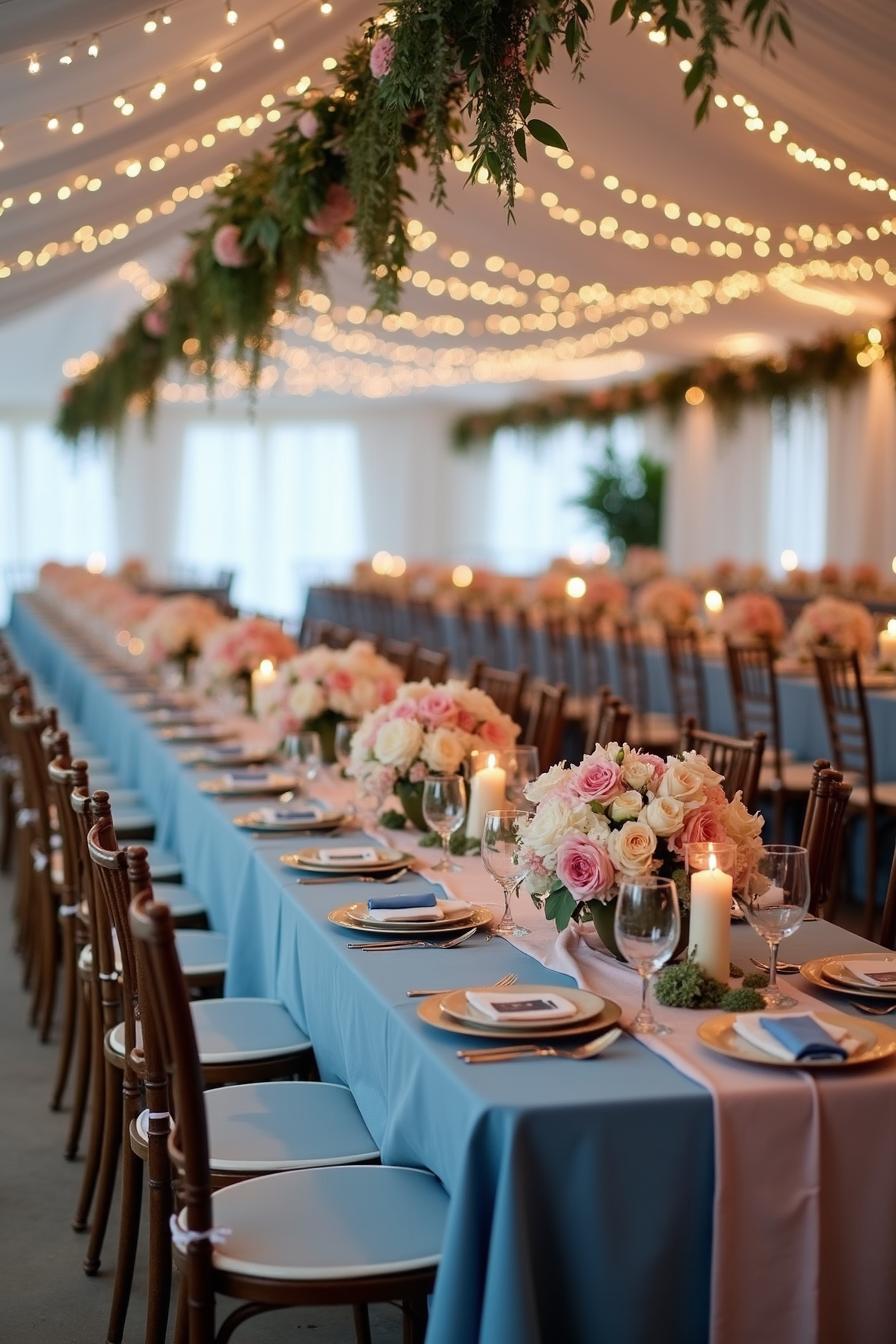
<box><xmin>480</xmin><ymin>809</ymin><xmax>530</xmax><ymax>936</ymax></box>
<box><xmin>284</xmin><ymin>730</ymin><xmax>322</xmax><ymax>787</ymax></box>
<box><xmin>503</xmin><ymin>745</ymin><xmax>540</xmax><ymax>813</ymax></box>
<box><xmin>422</xmin><ymin>775</ymin><xmax>467</xmax><ymax>871</ymax></box>
<box><xmin>735</xmin><ymin>845</ymin><xmax>810</xmax><ymax>1008</ymax></box>
<box><xmin>613</xmin><ymin>877</ymin><xmax>681</xmax><ymax>1035</ymax></box>
<box><xmin>334</xmin><ymin>720</ymin><xmax>357</xmax><ymax>772</ymax></box>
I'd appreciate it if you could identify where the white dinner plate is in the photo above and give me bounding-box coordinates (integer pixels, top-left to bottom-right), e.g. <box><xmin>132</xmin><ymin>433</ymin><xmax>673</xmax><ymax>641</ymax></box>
<box><xmin>200</xmin><ymin>771</ymin><xmax>297</xmax><ymax>796</ymax></box>
<box><xmin>280</xmin><ymin>845</ymin><xmax>411</xmax><ymax>873</ymax></box>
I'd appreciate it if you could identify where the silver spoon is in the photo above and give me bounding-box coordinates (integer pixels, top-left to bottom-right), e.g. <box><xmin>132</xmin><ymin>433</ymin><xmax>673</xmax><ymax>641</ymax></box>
<box><xmin>406</xmin><ymin>972</ymin><xmax>517</xmax><ymax>999</ymax></box>
<box><xmin>458</xmin><ymin>1027</ymin><xmax>623</xmax><ymax>1065</ymax></box>
<box><xmin>750</xmin><ymin>957</ymin><xmax>801</xmax><ymax>975</ymax></box>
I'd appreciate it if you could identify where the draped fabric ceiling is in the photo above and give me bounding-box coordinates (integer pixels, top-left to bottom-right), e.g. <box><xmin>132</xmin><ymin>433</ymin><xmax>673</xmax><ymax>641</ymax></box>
<box><xmin>1</xmin><ymin>0</ymin><xmax>895</xmax><ymax>407</ymax></box>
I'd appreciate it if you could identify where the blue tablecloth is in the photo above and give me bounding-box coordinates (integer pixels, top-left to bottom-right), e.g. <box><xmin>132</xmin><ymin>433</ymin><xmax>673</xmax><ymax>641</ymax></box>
<box><xmin>7</xmin><ymin>594</ymin><xmax>885</xmax><ymax>1344</ymax></box>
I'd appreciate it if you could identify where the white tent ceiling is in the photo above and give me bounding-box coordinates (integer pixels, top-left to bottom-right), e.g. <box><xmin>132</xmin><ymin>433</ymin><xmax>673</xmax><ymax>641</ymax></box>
<box><xmin>0</xmin><ymin>0</ymin><xmax>894</xmax><ymax>407</ymax></box>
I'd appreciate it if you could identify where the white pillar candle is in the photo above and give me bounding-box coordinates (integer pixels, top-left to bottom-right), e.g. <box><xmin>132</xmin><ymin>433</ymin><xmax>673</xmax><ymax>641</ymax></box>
<box><xmin>687</xmin><ymin>866</ymin><xmax>732</xmax><ymax>983</ymax></box>
<box><xmin>878</xmin><ymin>619</ymin><xmax>896</xmax><ymax>668</ymax></box>
<box><xmin>465</xmin><ymin>753</ymin><xmax>507</xmax><ymax>838</ymax></box>
<box><xmin>251</xmin><ymin>658</ymin><xmax>277</xmax><ymax>696</ymax></box>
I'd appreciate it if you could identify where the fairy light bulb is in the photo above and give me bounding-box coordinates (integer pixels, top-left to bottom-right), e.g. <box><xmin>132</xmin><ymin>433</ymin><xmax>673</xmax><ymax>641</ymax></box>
<box><xmin>144</xmin><ymin>13</ymin><xmax>158</xmax><ymax>34</ymax></box>
<box><xmin>113</xmin><ymin>92</ymin><xmax>125</xmax><ymax>108</ymax></box>
<box><xmin>321</xmin><ymin>2</ymin><xmax>333</xmax><ymax>12</ymax></box>
<box><xmin>225</xmin><ymin>4</ymin><xmax>239</xmax><ymax>25</ymax></box>
<box><xmin>209</xmin><ymin>56</ymin><xmax>223</xmax><ymax>72</ymax></box>
<box><xmin>121</xmin><ymin>102</ymin><xmax>134</xmax><ymax>116</ymax></box>
<box><xmin>0</xmin><ymin>131</ymin><xmax>5</xmax><ymax>152</ymax></box>
<box><xmin>71</xmin><ymin>110</ymin><xmax>85</xmax><ymax>135</ymax></box>
<box><xmin>161</xmin><ymin>8</ymin><xmax>172</xmax><ymax>23</ymax></box>
<box><xmin>271</xmin><ymin>27</ymin><xmax>285</xmax><ymax>50</ymax></box>
<box><xmin>59</xmin><ymin>45</ymin><xmax>75</xmax><ymax>65</ymax></box>
<box><xmin>47</xmin><ymin>115</ymin><xmax>59</xmax><ymax>131</ymax></box>
<box><xmin>193</xmin><ymin>73</ymin><xmax>207</xmax><ymax>91</ymax></box>
<box><xmin>27</xmin><ymin>53</ymin><xmax>40</xmax><ymax>74</ymax></box>
<box><xmin>87</xmin><ymin>34</ymin><xmax>100</xmax><ymax>58</ymax></box>
<box><xmin>149</xmin><ymin>80</ymin><xmax>166</xmax><ymax>99</ymax></box>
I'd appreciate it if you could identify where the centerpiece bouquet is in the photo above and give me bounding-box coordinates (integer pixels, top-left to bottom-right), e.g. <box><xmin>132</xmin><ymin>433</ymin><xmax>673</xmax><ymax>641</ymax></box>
<box><xmin>635</xmin><ymin>576</ymin><xmax>699</xmax><ymax>629</ymax></box>
<box><xmin>789</xmin><ymin>595</ymin><xmax>875</xmax><ymax>662</ymax></box>
<box><xmin>137</xmin><ymin>594</ymin><xmax>224</xmax><ymax>683</ymax></box>
<box><xmin>348</xmin><ymin>679</ymin><xmax>520</xmax><ymax>829</ymax></box>
<box><xmin>196</xmin><ymin>616</ymin><xmax>298</xmax><ymax>712</ymax></box>
<box><xmin>255</xmin><ymin>640</ymin><xmax>402</xmax><ymax>761</ymax></box>
<box><xmin>517</xmin><ymin>742</ymin><xmax>764</xmax><ymax>959</ymax></box>
<box><xmin>718</xmin><ymin>591</ymin><xmax>787</xmax><ymax>651</ymax></box>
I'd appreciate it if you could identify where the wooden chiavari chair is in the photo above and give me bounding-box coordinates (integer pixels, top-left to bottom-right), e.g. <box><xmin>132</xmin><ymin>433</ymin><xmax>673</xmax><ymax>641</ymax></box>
<box><xmin>582</xmin><ymin>687</ymin><xmax>632</xmax><ymax>751</ymax></box>
<box><xmin>880</xmin><ymin>842</ymin><xmax>896</xmax><ymax>950</ymax></box>
<box><xmin>664</xmin><ymin>625</ymin><xmax>709</xmax><ymax>729</ymax></box>
<box><xmin>524</xmin><ymin>682</ymin><xmax>568</xmax><ymax>770</ymax></box>
<box><xmin>0</xmin><ymin>647</ymin><xmax>24</xmax><ymax>874</ymax></box>
<box><xmin>613</xmin><ymin>619</ymin><xmax>679</xmax><ymax>753</ymax></box>
<box><xmin>298</xmin><ymin>617</ymin><xmax>333</xmax><ymax>650</ymax></box>
<box><xmin>798</xmin><ymin>761</ymin><xmax>853</xmax><ymax>918</ymax></box>
<box><xmin>322</xmin><ymin>623</ymin><xmax>357</xmax><ymax>650</ymax></box>
<box><xmin>680</xmin><ymin>718</ymin><xmax>766</xmax><ymax>809</ymax></box>
<box><xmin>813</xmin><ymin>647</ymin><xmax>896</xmax><ymax>936</ymax></box>
<box><xmin>130</xmin><ymin>887</ymin><xmax>447</xmax><ymax>1344</ymax></box>
<box><xmin>466</xmin><ymin>660</ymin><xmax>528</xmax><ymax>723</ymax></box>
<box><xmin>407</xmin><ymin>596</ymin><xmax>439</xmax><ymax>649</ymax></box>
<box><xmin>541</xmin><ymin>612</ymin><xmax>571</xmax><ymax>687</ymax></box>
<box><xmin>409</xmin><ymin>646</ymin><xmax>450</xmax><ymax>684</ymax></box>
<box><xmin>381</xmin><ymin>638</ymin><xmax>418</xmax><ymax>678</ymax></box>
<box><xmin>575</xmin><ymin>611</ymin><xmax>611</xmax><ymax>699</ymax></box>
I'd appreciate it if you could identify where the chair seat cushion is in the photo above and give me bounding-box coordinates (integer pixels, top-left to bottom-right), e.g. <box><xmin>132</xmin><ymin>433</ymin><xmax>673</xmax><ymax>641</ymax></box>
<box><xmin>113</xmin><ymin>809</ymin><xmax>157</xmax><ymax>838</ymax></box>
<box><xmin>138</xmin><ymin>1081</ymin><xmax>378</xmax><ymax>1172</ymax></box>
<box><xmin>179</xmin><ymin>1164</ymin><xmax>447</xmax><ymax>1280</ymax></box>
<box><xmin>848</xmin><ymin>780</ymin><xmax>896</xmax><ymax>809</ymax></box>
<box><xmin>85</xmin><ymin>929</ymin><xmax>226</xmax><ymax>978</ymax></box>
<box><xmin>150</xmin><ymin>883</ymin><xmax>207</xmax><ymax>919</ymax></box>
<box><xmin>110</xmin><ymin>998</ymin><xmax>310</xmax><ymax>1063</ymax></box>
<box><xmin>142</xmin><ymin>844</ymin><xmax>182</xmax><ymax>880</ymax></box>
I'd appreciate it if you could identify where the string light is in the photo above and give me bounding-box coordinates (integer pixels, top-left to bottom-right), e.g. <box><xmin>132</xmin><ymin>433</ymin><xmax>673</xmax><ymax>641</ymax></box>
<box><xmin>144</xmin><ymin>14</ymin><xmax>159</xmax><ymax>34</ymax></box>
<box><xmin>59</xmin><ymin>45</ymin><xmax>75</xmax><ymax>65</ymax></box>
<box><xmin>71</xmin><ymin>110</ymin><xmax>85</xmax><ymax>135</ymax></box>
<box><xmin>87</xmin><ymin>35</ymin><xmax>100</xmax><ymax>58</ymax></box>
<box><xmin>161</xmin><ymin>9</ymin><xmax>172</xmax><ymax>23</ymax></box>
<box><xmin>27</xmin><ymin>54</ymin><xmax>40</xmax><ymax>74</ymax></box>
<box><xmin>209</xmin><ymin>56</ymin><xmax>223</xmax><ymax>73</ymax></box>
<box><xmin>271</xmin><ymin>27</ymin><xmax>286</xmax><ymax>50</ymax></box>
<box><xmin>321</xmin><ymin>2</ymin><xmax>333</xmax><ymax>11</ymax></box>
<box><xmin>46</xmin><ymin>115</ymin><xmax>59</xmax><ymax>131</ymax></box>
<box><xmin>225</xmin><ymin>4</ymin><xmax>239</xmax><ymax>25</ymax></box>
<box><xmin>193</xmin><ymin>72</ymin><xmax>207</xmax><ymax>91</ymax></box>
<box><xmin>0</xmin><ymin>131</ymin><xmax>4</xmax><ymax>153</ymax></box>
<box><xmin>149</xmin><ymin>81</ymin><xmax>167</xmax><ymax>100</ymax></box>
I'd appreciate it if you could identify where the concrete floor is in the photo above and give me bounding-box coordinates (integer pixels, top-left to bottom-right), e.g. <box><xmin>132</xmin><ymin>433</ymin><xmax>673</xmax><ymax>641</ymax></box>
<box><xmin>0</xmin><ymin>871</ymin><xmax>404</xmax><ymax>1344</ymax></box>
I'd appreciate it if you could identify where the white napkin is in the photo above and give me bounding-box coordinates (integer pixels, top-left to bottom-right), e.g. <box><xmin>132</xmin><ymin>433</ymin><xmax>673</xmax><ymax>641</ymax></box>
<box><xmin>465</xmin><ymin>990</ymin><xmax>578</xmax><ymax>1022</ymax></box>
<box><xmin>363</xmin><ymin>898</ymin><xmax>471</xmax><ymax>924</ymax></box>
<box><xmin>318</xmin><ymin>846</ymin><xmax>379</xmax><ymax>864</ymax></box>
<box><xmin>733</xmin><ymin>1012</ymin><xmax>861</xmax><ymax>1061</ymax></box>
<box><xmin>841</xmin><ymin>958</ymin><xmax>896</xmax><ymax>989</ymax></box>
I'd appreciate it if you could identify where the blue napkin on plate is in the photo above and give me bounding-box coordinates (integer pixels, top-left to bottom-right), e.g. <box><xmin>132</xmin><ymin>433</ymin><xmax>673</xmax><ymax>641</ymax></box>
<box><xmin>759</xmin><ymin>1015</ymin><xmax>847</xmax><ymax>1062</ymax></box>
<box><xmin>367</xmin><ymin>890</ymin><xmax>438</xmax><ymax>911</ymax></box>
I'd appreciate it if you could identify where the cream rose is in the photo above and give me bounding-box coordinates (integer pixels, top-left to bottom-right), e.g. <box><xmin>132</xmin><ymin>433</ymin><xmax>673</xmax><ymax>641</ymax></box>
<box><xmin>520</xmin><ymin>797</ymin><xmax>592</xmax><ymax>866</ymax></box>
<box><xmin>657</xmin><ymin>760</ymin><xmax>707</xmax><ymax>813</ymax></box>
<box><xmin>678</xmin><ymin>750</ymin><xmax>724</xmax><ymax>791</ymax></box>
<box><xmin>722</xmin><ymin>792</ymin><xmax>763</xmax><ymax>843</ymax></box>
<box><xmin>287</xmin><ymin>681</ymin><xmax>326</xmax><ymax>724</ymax></box>
<box><xmin>607</xmin><ymin>820</ymin><xmax>657</xmax><ymax>876</ymax></box>
<box><xmin>374</xmin><ymin>719</ymin><xmax>423</xmax><ymax>773</ymax></box>
<box><xmin>524</xmin><ymin>762</ymin><xmax>569</xmax><ymax>804</ymax></box>
<box><xmin>620</xmin><ymin>755</ymin><xmax>655</xmax><ymax>791</ymax></box>
<box><xmin>420</xmin><ymin>727</ymin><xmax>466</xmax><ymax>775</ymax></box>
<box><xmin>609</xmin><ymin>790</ymin><xmax>644</xmax><ymax>822</ymax></box>
<box><xmin>642</xmin><ymin>795</ymin><xmax>685</xmax><ymax>838</ymax></box>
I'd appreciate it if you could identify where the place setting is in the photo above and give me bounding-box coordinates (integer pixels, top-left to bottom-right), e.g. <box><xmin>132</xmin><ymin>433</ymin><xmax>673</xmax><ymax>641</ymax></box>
<box><xmin>232</xmin><ymin>799</ymin><xmax>348</xmax><ymax>835</ymax></box>
<box><xmin>178</xmin><ymin>742</ymin><xmax>275</xmax><ymax>769</ymax></box>
<box><xmin>199</xmin><ymin>767</ymin><xmax>300</xmax><ymax>797</ymax></box>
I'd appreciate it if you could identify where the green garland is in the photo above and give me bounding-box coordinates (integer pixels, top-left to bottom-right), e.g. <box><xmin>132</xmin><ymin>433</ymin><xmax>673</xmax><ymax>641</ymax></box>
<box><xmin>451</xmin><ymin>317</ymin><xmax>896</xmax><ymax>448</ymax></box>
<box><xmin>57</xmin><ymin>1</ymin><xmax>793</xmax><ymax>442</ymax></box>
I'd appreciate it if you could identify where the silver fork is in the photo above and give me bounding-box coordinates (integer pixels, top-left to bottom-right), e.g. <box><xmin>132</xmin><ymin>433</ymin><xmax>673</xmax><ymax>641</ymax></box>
<box><xmin>406</xmin><ymin>972</ymin><xmax>517</xmax><ymax>998</ymax></box>
<box><xmin>348</xmin><ymin>926</ymin><xmax>481</xmax><ymax>951</ymax></box>
<box><xmin>296</xmin><ymin>867</ymin><xmax>412</xmax><ymax>886</ymax></box>
<box><xmin>458</xmin><ymin>1028</ymin><xmax>623</xmax><ymax>1065</ymax></box>
<box><xmin>850</xmin><ymin>999</ymin><xmax>896</xmax><ymax>1016</ymax></box>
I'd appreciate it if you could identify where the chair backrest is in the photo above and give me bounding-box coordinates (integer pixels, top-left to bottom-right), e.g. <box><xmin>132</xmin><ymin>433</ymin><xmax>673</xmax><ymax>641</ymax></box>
<box><xmin>406</xmin><ymin>597</ymin><xmax>438</xmax><ymax>649</ymax></box>
<box><xmin>466</xmin><ymin>660</ymin><xmax>528</xmax><ymax>724</ymax></box>
<box><xmin>381</xmin><ymin>637</ymin><xmax>417</xmax><ymax>678</ymax></box>
<box><xmin>86</xmin><ymin>794</ymin><xmax>140</xmax><ymax>1075</ymax></box>
<box><xmin>541</xmin><ymin>612</ymin><xmax>571</xmax><ymax>687</ymax></box>
<box><xmin>582</xmin><ymin>687</ymin><xmax>631</xmax><ymax>750</ymax></box>
<box><xmin>129</xmin><ymin>885</ymin><xmax>216</xmax><ymax>1344</ymax></box>
<box><xmin>410</xmin><ymin>646</ymin><xmax>450</xmax><ymax>684</ymax></box>
<box><xmin>813</xmin><ymin>647</ymin><xmax>875</xmax><ymax>789</ymax></box>
<box><xmin>880</xmin><ymin>843</ymin><xmax>896</xmax><ymax>950</ymax></box>
<box><xmin>46</xmin><ymin>732</ymin><xmax>80</xmax><ymax>902</ymax></box>
<box><xmin>124</xmin><ymin>848</ymin><xmax>173</xmax><ymax>1180</ymax></box>
<box><xmin>575</xmin><ymin>612</ymin><xmax>610</xmax><ymax>696</ymax></box>
<box><xmin>664</xmin><ymin>626</ymin><xmax>708</xmax><ymax>728</ymax></box>
<box><xmin>798</xmin><ymin>760</ymin><xmax>853</xmax><ymax>916</ymax></box>
<box><xmin>613</xmin><ymin>619</ymin><xmax>650</xmax><ymax>721</ymax></box>
<box><xmin>70</xmin><ymin>769</ymin><xmax>120</xmax><ymax>1029</ymax></box>
<box><xmin>298</xmin><ymin>617</ymin><xmax>332</xmax><ymax>649</ymax></box>
<box><xmin>524</xmin><ymin>681</ymin><xmax>567</xmax><ymax>769</ymax></box>
<box><xmin>725</xmin><ymin>637</ymin><xmax>785</xmax><ymax>780</ymax></box>
<box><xmin>680</xmin><ymin>718</ymin><xmax>766</xmax><ymax>808</ymax></box>
<box><xmin>9</xmin><ymin>687</ymin><xmax>53</xmax><ymax>851</ymax></box>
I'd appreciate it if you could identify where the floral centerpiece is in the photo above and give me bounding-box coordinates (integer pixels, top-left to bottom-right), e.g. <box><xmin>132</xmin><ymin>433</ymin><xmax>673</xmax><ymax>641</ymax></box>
<box><xmin>635</xmin><ymin>576</ymin><xmax>699</xmax><ymax>629</ymax></box>
<box><xmin>196</xmin><ymin>616</ymin><xmax>298</xmax><ymax>713</ymax></box>
<box><xmin>790</xmin><ymin>595</ymin><xmax>875</xmax><ymax>662</ymax></box>
<box><xmin>348</xmin><ymin>679</ymin><xmax>520</xmax><ymax>829</ymax></box>
<box><xmin>719</xmin><ymin>591</ymin><xmax>787</xmax><ymax>651</ymax></box>
<box><xmin>137</xmin><ymin>594</ymin><xmax>224</xmax><ymax>683</ymax></box>
<box><xmin>518</xmin><ymin>743</ymin><xmax>764</xmax><ymax>959</ymax></box>
<box><xmin>255</xmin><ymin>641</ymin><xmax>402</xmax><ymax>761</ymax></box>
<box><xmin>621</xmin><ymin>546</ymin><xmax>666</xmax><ymax>586</ymax></box>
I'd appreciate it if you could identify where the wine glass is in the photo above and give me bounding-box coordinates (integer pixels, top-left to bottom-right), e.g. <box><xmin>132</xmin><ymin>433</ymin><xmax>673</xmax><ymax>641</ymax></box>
<box><xmin>334</xmin><ymin>719</ymin><xmax>358</xmax><ymax>772</ymax></box>
<box><xmin>503</xmin><ymin>745</ymin><xmax>540</xmax><ymax>812</ymax></box>
<box><xmin>284</xmin><ymin>730</ymin><xmax>322</xmax><ymax>787</ymax></box>
<box><xmin>613</xmin><ymin>877</ymin><xmax>681</xmax><ymax>1035</ymax></box>
<box><xmin>734</xmin><ymin>845</ymin><xmax>810</xmax><ymax>1008</ymax></box>
<box><xmin>422</xmin><ymin>775</ymin><xmax>467</xmax><ymax>871</ymax></box>
<box><xmin>480</xmin><ymin>809</ymin><xmax>530</xmax><ymax>936</ymax></box>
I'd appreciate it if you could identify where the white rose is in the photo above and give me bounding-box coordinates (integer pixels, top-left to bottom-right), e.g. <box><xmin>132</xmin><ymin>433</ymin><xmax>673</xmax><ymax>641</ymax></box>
<box><xmin>374</xmin><ymin>719</ymin><xmax>423</xmax><ymax>773</ymax></box>
<box><xmin>657</xmin><ymin>760</ymin><xmax>707</xmax><ymax>813</ymax></box>
<box><xmin>642</xmin><ymin>795</ymin><xmax>685</xmax><ymax>838</ymax></box>
<box><xmin>420</xmin><ymin>727</ymin><xmax>466</xmax><ymax>775</ymax></box>
<box><xmin>524</xmin><ymin>762</ymin><xmax>569</xmax><ymax>804</ymax></box>
<box><xmin>722</xmin><ymin>792</ymin><xmax>763</xmax><ymax>843</ymax></box>
<box><xmin>621</xmin><ymin>755</ymin><xmax>656</xmax><ymax>791</ymax></box>
<box><xmin>678</xmin><ymin>750</ymin><xmax>724</xmax><ymax>791</ymax></box>
<box><xmin>522</xmin><ymin>797</ymin><xmax>593</xmax><ymax>866</ymax></box>
<box><xmin>609</xmin><ymin>790</ymin><xmax>644</xmax><ymax>822</ymax></box>
<box><xmin>583</xmin><ymin>810</ymin><xmax>611</xmax><ymax>844</ymax></box>
<box><xmin>607</xmin><ymin>820</ymin><xmax>657</xmax><ymax>876</ymax></box>
<box><xmin>287</xmin><ymin>681</ymin><xmax>326</xmax><ymax>724</ymax></box>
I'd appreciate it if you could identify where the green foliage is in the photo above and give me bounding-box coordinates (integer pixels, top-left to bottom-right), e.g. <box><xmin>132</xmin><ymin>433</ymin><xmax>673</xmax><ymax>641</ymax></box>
<box><xmin>742</xmin><ymin>970</ymin><xmax>769</xmax><ymax>989</ymax></box>
<box><xmin>418</xmin><ymin>831</ymin><xmax>480</xmax><ymax>854</ymax></box>
<box><xmin>654</xmin><ymin>954</ymin><xmax>726</xmax><ymax>1008</ymax></box>
<box><xmin>544</xmin><ymin>885</ymin><xmax>579</xmax><ymax>930</ymax></box>
<box><xmin>378</xmin><ymin>808</ymin><xmax>409</xmax><ymax>829</ymax></box>
<box><xmin>719</xmin><ymin>986</ymin><xmax>766</xmax><ymax>1011</ymax></box>
<box><xmin>575</xmin><ymin>447</ymin><xmax>666</xmax><ymax>554</ymax></box>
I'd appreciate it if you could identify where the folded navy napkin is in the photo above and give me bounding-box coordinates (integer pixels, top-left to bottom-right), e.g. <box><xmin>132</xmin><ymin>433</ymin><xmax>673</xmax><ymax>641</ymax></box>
<box><xmin>367</xmin><ymin>891</ymin><xmax>438</xmax><ymax>911</ymax></box>
<box><xmin>759</xmin><ymin>1015</ymin><xmax>847</xmax><ymax>1062</ymax></box>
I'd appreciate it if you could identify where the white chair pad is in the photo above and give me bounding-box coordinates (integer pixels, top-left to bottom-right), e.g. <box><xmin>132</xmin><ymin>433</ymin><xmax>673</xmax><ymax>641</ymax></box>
<box><xmin>110</xmin><ymin>997</ymin><xmax>310</xmax><ymax>1062</ymax></box>
<box><xmin>138</xmin><ymin>1081</ymin><xmax>378</xmax><ymax>1172</ymax></box>
<box><xmin>179</xmin><ymin>1165</ymin><xmax>447</xmax><ymax>1280</ymax></box>
<box><xmin>175</xmin><ymin>930</ymin><xmax>229</xmax><ymax>976</ymax></box>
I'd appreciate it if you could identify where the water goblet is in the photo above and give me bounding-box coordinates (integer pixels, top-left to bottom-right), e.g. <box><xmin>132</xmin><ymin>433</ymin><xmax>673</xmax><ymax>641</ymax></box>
<box><xmin>422</xmin><ymin>775</ymin><xmax>467</xmax><ymax>871</ymax></box>
<box><xmin>734</xmin><ymin>845</ymin><xmax>810</xmax><ymax>1008</ymax></box>
<box><xmin>284</xmin><ymin>730</ymin><xmax>322</xmax><ymax>787</ymax></box>
<box><xmin>613</xmin><ymin>877</ymin><xmax>681</xmax><ymax>1035</ymax></box>
<box><xmin>480</xmin><ymin>809</ymin><xmax>530</xmax><ymax>936</ymax></box>
<box><xmin>333</xmin><ymin>719</ymin><xmax>358</xmax><ymax>771</ymax></box>
<box><xmin>503</xmin><ymin>745</ymin><xmax>540</xmax><ymax>813</ymax></box>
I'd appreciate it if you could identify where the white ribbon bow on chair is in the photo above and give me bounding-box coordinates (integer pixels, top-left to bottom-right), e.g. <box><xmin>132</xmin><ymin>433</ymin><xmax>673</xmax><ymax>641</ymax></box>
<box><xmin>169</xmin><ymin>1215</ymin><xmax>232</xmax><ymax>1253</ymax></box>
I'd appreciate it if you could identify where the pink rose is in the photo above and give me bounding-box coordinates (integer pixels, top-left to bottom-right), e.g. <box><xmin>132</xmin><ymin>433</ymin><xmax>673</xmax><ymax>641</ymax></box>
<box><xmin>325</xmin><ymin>668</ymin><xmax>353</xmax><ymax>693</ymax></box>
<box><xmin>457</xmin><ymin>709</ymin><xmax>476</xmax><ymax>732</ymax></box>
<box><xmin>369</xmin><ymin>34</ymin><xmax>395</xmax><ymax>78</ymax></box>
<box><xmin>479</xmin><ymin>718</ymin><xmax>513</xmax><ymax>749</ymax></box>
<box><xmin>569</xmin><ymin>756</ymin><xmax>622</xmax><ymax>803</ymax></box>
<box><xmin>212</xmin><ymin>222</ymin><xmax>249</xmax><ymax>268</ymax></box>
<box><xmin>556</xmin><ymin>835</ymin><xmax>616</xmax><ymax>901</ymax></box>
<box><xmin>418</xmin><ymin>690</ymin><xmax>458</xmax><ymax>728</ymax></box>
<box><xmin>297</xmin><ymin>110</ymin><xmax>320</xmax><ymax>138</ymax></box>
<box><xmin>142</xmin><ymin>305</ymin><xmax>167</xmax><ymax>338</ymax></box>
<box><xmin>329</xmin><ymin>225</ymin><xmax>353</xmax><ymax>251</ymax></box>
<box><xmin>670</xmin><ymin>805</ymin><xmax>728</xmax><ymax>857</ymax></box>
<box><xmin>391</xmin><ymin>699</ymin><xmax>420</xmax><ymax>720</ymax></box>
<box><xmin>304</xmin><ymin>183</ymin><xmax>355</xmax><ymax>238</ymax></box>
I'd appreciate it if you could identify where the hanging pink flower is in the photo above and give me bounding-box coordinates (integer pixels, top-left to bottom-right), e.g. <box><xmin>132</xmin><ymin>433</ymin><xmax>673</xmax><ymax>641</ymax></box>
<box><xmin>329</xmin><ymin>225</ymin><xmax>353</xmax><ymax>251</ymax></box>
<box><xmin>369</xmin><ymin>34</ymin><xmax>395</xmax><ymax>78</ymax></box>
<box><xmin>142</xmin><ymin>305</ymin><xmax>168</xmax><ymax>338</ymax></box>
<box><xmin>297</xmin><ymin>109</ymin><xmax>320</xmax><ymax>138</ymax></box>
<box><xmin>212</xmin><ymin>223</ymin><xmax>249</xmax><ymax>268</ymax></box>
<box><xmin>304</xmin><ymin>183</ymin><xmax>355</xmax><ymax>238</ymax></box>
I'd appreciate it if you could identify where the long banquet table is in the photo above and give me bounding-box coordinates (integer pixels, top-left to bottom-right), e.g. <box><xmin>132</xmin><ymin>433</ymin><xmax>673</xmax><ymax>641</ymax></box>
<box><xmin>8</xmin><ymin>593</ymin><xmax>896</xmax><ymax>1344</ymax></box>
